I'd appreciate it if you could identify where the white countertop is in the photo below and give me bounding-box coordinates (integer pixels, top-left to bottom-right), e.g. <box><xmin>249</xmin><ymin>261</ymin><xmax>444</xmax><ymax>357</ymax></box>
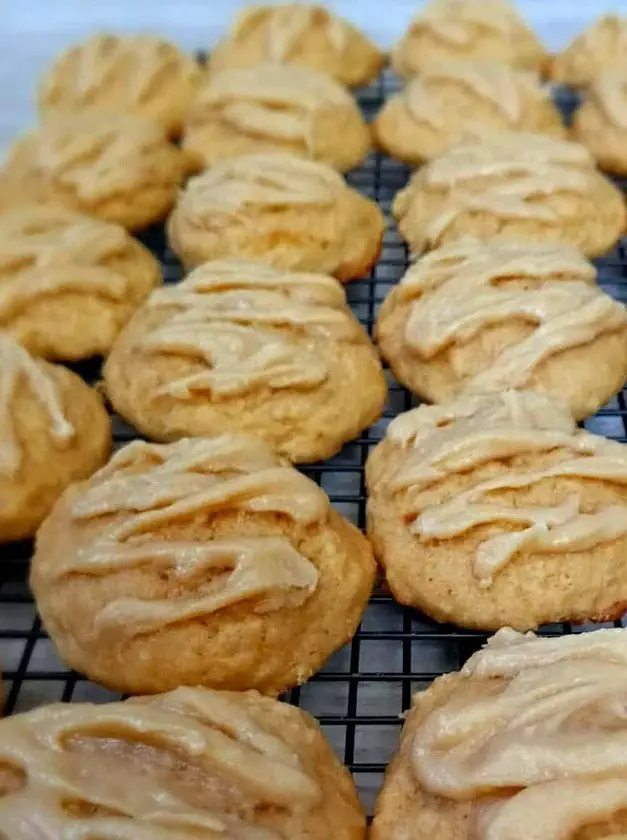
<box><xmin>2</xmin><ymin>1</ymin><xmax>627</xmax><ymax>154</ymax></box>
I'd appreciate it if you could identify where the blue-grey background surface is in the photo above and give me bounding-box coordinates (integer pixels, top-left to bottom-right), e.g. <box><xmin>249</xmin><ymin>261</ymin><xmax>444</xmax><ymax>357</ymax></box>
<box><xmin>2</xmin><ymin>1</ymin><xmax>627</xmax><ymax>153</ymax></box>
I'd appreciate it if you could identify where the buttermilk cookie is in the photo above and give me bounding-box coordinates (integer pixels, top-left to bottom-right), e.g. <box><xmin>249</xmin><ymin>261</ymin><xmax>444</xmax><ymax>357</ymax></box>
<box><xmin>391</xmin><ymin>0</ymin><xmax>548</xmax><ymax>80</ymax></box>
<box><xmin>572</xmin><ymin>70</ymin><xmax>627</xmax><ymax>175</ymax></box>
<box><xmin>0</xmin><ymin>687</ymin><xmax>366</xmax><ymax>838</ymax></box>
<box><xmin>38</xmin><ymin>34</ymin><xmax>201</xmax><ymax>136</ymax></box>
<box><xmin>366</xmin><ymin>390</ymin><xmax>627</xmax><ymax>631</ymax></box>
<box><xmin>552</xmin><ymin>15</ymin><xmax>627</xmax><ymax>87</ymax></box>
<box><xmin>0</xmin><ymin>205</ymin><xmax>161</xmax><ymax>361</ymax></box>
<box><xmin>393</xmin><ymin>132</ymin><xmax>626</xmax><ymax>258</ymax></box>
<box><xmin>167</xmin><ymin>153</ymin><xmax>385</xmax><ymax>278</ymax></box>
<box><xmin>373</xmin><ymin>628</ymin><xmax>627</xmax><ymax>840</ymax></box>
<box><xmin>375</xmin><ymin>61</ymin><xmax>565</xmax><ymax>165</ymax></box>
<box><xmin>377</xmin><ymin>238</ymin><xmax>627</xmax><ymax>421</ymax></box>
<box><xmin>209</xmin><ymin>3</ymin><xmax>383</xmax><ymax>88</ymax></box>
<box><xmin>0</xmin><ymin>334</ymin><xmax>110</xmax><ymax>543</ymax></box>
<box><xmin>183</xmin><ymin>63</ymin><xmax>370</xmax><ymax>172</ymax></box>
<box><xmin>32</xmin><ymin>435</ymin><xmax>376</xmax><ymax>695</ymax></box>
<box><xmin>0</xmin><ymin>112</ymin><xmax>188</xmax><ymax>230</ymax></box>
<box><xmin>104</xmin><ymin>260</ymin><xmax>387</xmax><ymax>462</ymax></box>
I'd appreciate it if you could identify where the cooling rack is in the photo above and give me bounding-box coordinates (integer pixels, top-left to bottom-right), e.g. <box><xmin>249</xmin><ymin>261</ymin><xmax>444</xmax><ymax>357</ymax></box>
<box><xmin>2</xmin><ymin>69</ymin><xmax>627</xmax><ymax>816</ymax></box>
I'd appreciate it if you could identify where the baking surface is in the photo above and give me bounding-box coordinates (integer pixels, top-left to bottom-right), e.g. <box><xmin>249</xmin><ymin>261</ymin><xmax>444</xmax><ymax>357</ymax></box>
<box><xmin>2</xmin><ymin>72</ymin><xmax>627</xmax><ymax>816</ymax></box>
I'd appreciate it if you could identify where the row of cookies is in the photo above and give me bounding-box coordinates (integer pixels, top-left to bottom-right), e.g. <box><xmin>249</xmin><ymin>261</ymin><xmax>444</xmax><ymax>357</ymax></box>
<box><xmin>8</xmin><ymin>1</ymin><xmax>627</xmax><ymax>227</ymax></box>
<box><xmin>2</xmin><ymin>623</ymin><xmax>626</xmax><ymax>838</ymax></box>
<box><xmin>35</xmin><ymin>0</ymin><xmax>627</xmax><ymax>99</ymax></box>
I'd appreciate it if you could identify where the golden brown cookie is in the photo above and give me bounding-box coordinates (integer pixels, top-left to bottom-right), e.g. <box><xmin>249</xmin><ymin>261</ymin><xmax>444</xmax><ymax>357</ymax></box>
<box><xmin>373</xmin><ymin>627</ymin><xmax>627</xmax><ymax>840</ymax></box>
<box><xmin>551</xmin><ymin>14</ymin><xmax>627</xmax><ymax>87</ymax></box>
<box><xmin>209</xmin><ymin>3</ymin><xmax>383</xmax><ymax>88</ymax></box>
<box><xmin>571</xmin><ymin>69</ymin><xmax>627</xmax><ymax>174</ymax></box>
<box><xmin>375</xmin><ymin>61</ymin><xmax>565</xmax><ymax>165</ymax></box>
<box><xmin>0</xmin><ymin>333</ymin><xmax>111</xmax><ymax>543</ymax></box>
<box><xmin>104</xmin><ymin>260</ymin><xmax>387</xmax><ymax>462</ymax></box>
<box><xmin>183</xmin><ymin>63</ymin><xmax>370</xmax><ymax>172</ymax></box>
<box><xmin>0</xmin><ymin>686</ymin><xmax>366</xmax><ymax>838</ymax></box>
<box><xmin>391</xmin><ymin>0</ymin><xmax>548</xmax><ymax>79</ymax></box>
<box><xmin>366</xmin><ymin>390</ymin><xmax>627</xmax><ymax>631</ymax></box>
<box><xmin>32</xmin><ymin>434</ymin><xmax>376</xmax><ymax>695</ymax></box>
<box><xmin>0</xmin><ymin>112</ymin><xmax>188</xmax><ymax>230</ymax></box>
<box><xmin>393</xmin><ymin>132</ymin><xmax>626</xmax><ymax>258</ymax></box>
<box><xmin>167</xmin><ymin>153</ymin><xmax>385</xmax><ymax>278</ymax></box>
<box><xmin>376</xmin><ymin>238</ymin><xmax>627</xmax><ymax>421</ymax></box>
<box><xmin>0</xmin><ymin>205</ymin><xmax>161</xmax><ymax>361</ymax></box>
<box><xmin>38</xmin><ymin>33</ymin><xmax>202</xmax><ymax>136</ymax></box>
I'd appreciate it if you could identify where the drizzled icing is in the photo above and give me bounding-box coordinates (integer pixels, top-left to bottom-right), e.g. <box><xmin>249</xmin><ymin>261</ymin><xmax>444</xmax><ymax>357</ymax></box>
<box><xmin>590</xmin><ymin>69</ymin><xmax>627</xmax><ymax>130</ymax></box>
<box><xmin>41</xmin><ymin>34</ymin><xmax>200</xmax><ymax>109</ymax></box>
<box><xmin>0</xmin><ymin>334</ymin><xmax>74</xmax><ymax>477</ymax></box>
<box><xmin>34</xmin><ymin>112</ymin><xmax>174</xmax><ymax>201</ymax></box>
<box><xmin>412</xmin><ymin>627</ymin><xmax>627</xmax><ymax>840</ymax></box>
<box><xmin>0</xmin><ymin>686</ymin><xmax>320</xmax><ymax>838</ymax></box>
<box><xmin>381</xmin><ymin>391</ymin><xmax>627</xmax><ymax>586</ymax></box>
<box><xmin>234</xmin><ymin>4</ymin><xmax>347</xmax><ymax>60</ymax></box>
<box><xmin>58</xmin><ymin>436</ymin><xmax>326</xmax><ymax>641</ymax></box>
<box><xmin>191</xmin><ymin>63</ymin><xmax>352</xmax><ymax>146</ymax></box>
<box><xmin>0</xmin><ymin>206</ymin><xmax>130</xmax><ymax>321</ymax></box>
<box><xmin>411</xmin><ymin>0</ymin><xmax>522</xmax><ymax>45</ymax></box>
<box><xmin>391</xmin><ymin>238</ymin><xmax>626</xmax><ymax>392</ymax></box>
<box><xmin>410</xmin><ymin>133</ymin><xmax>597</xmax><ymax>244</ymax></box>
<box><xmin>128</xmin><ymin>261</ymin><xmax>357</xmax><ymax>399</ymax></box>
<box><xmin>178</xmin><ymin>153</ymin><xmax>345</xmax><ymax>220</ymax></box>
<box><xmin>405</xmin><ymin>61</ymin><xmax>537</xmax><ymax>129</ymax></box>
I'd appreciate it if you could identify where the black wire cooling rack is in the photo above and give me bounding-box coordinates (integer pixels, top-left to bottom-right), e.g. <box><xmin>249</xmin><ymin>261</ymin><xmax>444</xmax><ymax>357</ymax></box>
<box><xmin>2</xmin><ymin>69</ymin><xmax>627</xmax><ymax>815</ymax></box>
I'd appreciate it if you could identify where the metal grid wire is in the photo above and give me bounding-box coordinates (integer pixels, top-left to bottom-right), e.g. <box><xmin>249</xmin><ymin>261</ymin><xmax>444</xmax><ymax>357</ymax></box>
<box><xmin>2</xmin><ymin>69</ymin><xmax>627</xmax><ymax>816</ymax></box>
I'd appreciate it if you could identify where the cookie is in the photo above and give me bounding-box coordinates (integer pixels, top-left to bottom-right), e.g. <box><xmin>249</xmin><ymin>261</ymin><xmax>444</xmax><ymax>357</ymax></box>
<box><xmin>32</xmin><ymin>434</ymin><xmax>376</xmax><ymax>695</ymax></box>
<box><xmin>167</xmin><ymin>153</ymin><xmax>385</xmax><ymax>278</ymax></box>
<box><xmin>391</xmin><ymin>0</ymin><xmax>548</xmax><ymax>80</ymax></box>
<box><xmin>183</xmin><ymin>62</ymin><xmax>370</xmax><ymax>172</ymax></box>
<box><xmin>373</xmin><ymin>627</ymin><xmax>627</xmax><ymax>840</ymax></box>
<box><xmin>571</xmin><ymin>70</ymin><xmax>627</xmax><ymax>175</ymax></box>
<box><xmin>209</xmin><ymin>3</ymin><xmax>383</xmax><ymax>88</ymax></box>
<box><xmin>375</xmin><ymin>61</ymin><xmax>565</xmax><ymax>165</ymax></box>
<box><xmin>104</xmin><ymin>260</ymin><xmax>387</xmax><ymax>462</ymax></box>
<box><xmin>0</xmin><ymin>334</ymin><xmax>111</xmax><ymax>543</ymax></box>
<box><xmin>393</xmin><ymin>132</ymin><xmax>626</xmax><ymax>258</ymax></box>
<box><xmin>377</xmin><ymin>238</ymin><xmax>627</xmax><ymax>421</ymax></box>
<box><xmin>552</xmin><ymin>14</ymin><xmax>627</xmax><ymax>87</ymax></box>
<box><xmin>0</xmin><ymin>112</ymin><xmax>188</xmax><ymax>230</ymax></box>
<box><xmin>0</xmin><ymin>686</ymin><xmax>366</xmax><ymax>839</ymax></box>
<box><xmin>0</xmin><ymin>205</ymin><xmax>161</xmax><ymax>361</ymax></box>
<box><xmin>366</xmin><ymin>389</ymin><xmax>627</xmax><ymax>631</ymax></box>
<box><xmin>38</xmin><ymin>33</ymin><xmax>201</xmax><ymax>136</ymax></box>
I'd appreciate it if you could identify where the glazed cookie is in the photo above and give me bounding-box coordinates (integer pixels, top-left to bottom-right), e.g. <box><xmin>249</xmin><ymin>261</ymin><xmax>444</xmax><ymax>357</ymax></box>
<box><xmin>32</xmin><ymin>434</ymin><xmax>376</xmax><ymax>695</ymax></box>
<box><xmin>0</xmin><ymin>112</ymin><xmax>188</xmax><ymax>230</ymax></box>
<box><xmin>0</xmin><ymin>687</ymin><xmax>366</xmax><ymax>838</ymax></box>
<box><xmin>572</xmin><ymin>70</ymin><xmax>627</xmax><ymax>175</ymax></box>
<box><xmin>38</xmin><ymin>34</ymin><xmax>201</xmax><ymax>136</ymax></box>
<box><xmin>375</xmin><ymin>61</ymin><xmax>565</xmax><ymax>165</ymax></box>
<box><xmin>393</xmin><ymin>132</ymin><xmax>626</xmax><ymax>258</ymax></box>
<box><xmin>377</xmin><ymin>238</ymin><xmax>627</xmax><ymax>421</ymax></box>
<box><xmin>373</xmin><ymin>627</ymin><xmax>627</xmax><ymax>840</ymax></box>
<box><xmin>104</xmin><ymin>260</ymin><xmax>387</xmax><ymax>462</ymax></box>
<box><xmin>0</xmin><ymin>334</ymin><xmax>110</xmax><ymax>543</ymax></box>
<box><xmin>0</xmin><ymin>205</ymin><xmax>161</xmax><ymax>361</ymax></box>
<box><xmin>183</xmin><ymin>63</ymin><xmax>370</xmax><ymax>172</ymax></box>
<box><xmin>209</xmin><ymin>3</ymin><xmax>383</xmax><ymax>88</ymax></box>
<box><xmin>366</xmin><ymin>389</ymin><xmax>627</xmax><ymax>630</ymax></box>
<box><xmin>167</xmin><ymin>153</ymin><xmax>385</xmax><ymax>278</ymax></box>
<box><xmin>552</xmin><ymin>14</ymin><xmax>627</xmax><ymax>87</ymax></box>
<box><xmin>391</xmin><ymin>0</ymin><xmax>548</xmax><ymax>80</ymax></box>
